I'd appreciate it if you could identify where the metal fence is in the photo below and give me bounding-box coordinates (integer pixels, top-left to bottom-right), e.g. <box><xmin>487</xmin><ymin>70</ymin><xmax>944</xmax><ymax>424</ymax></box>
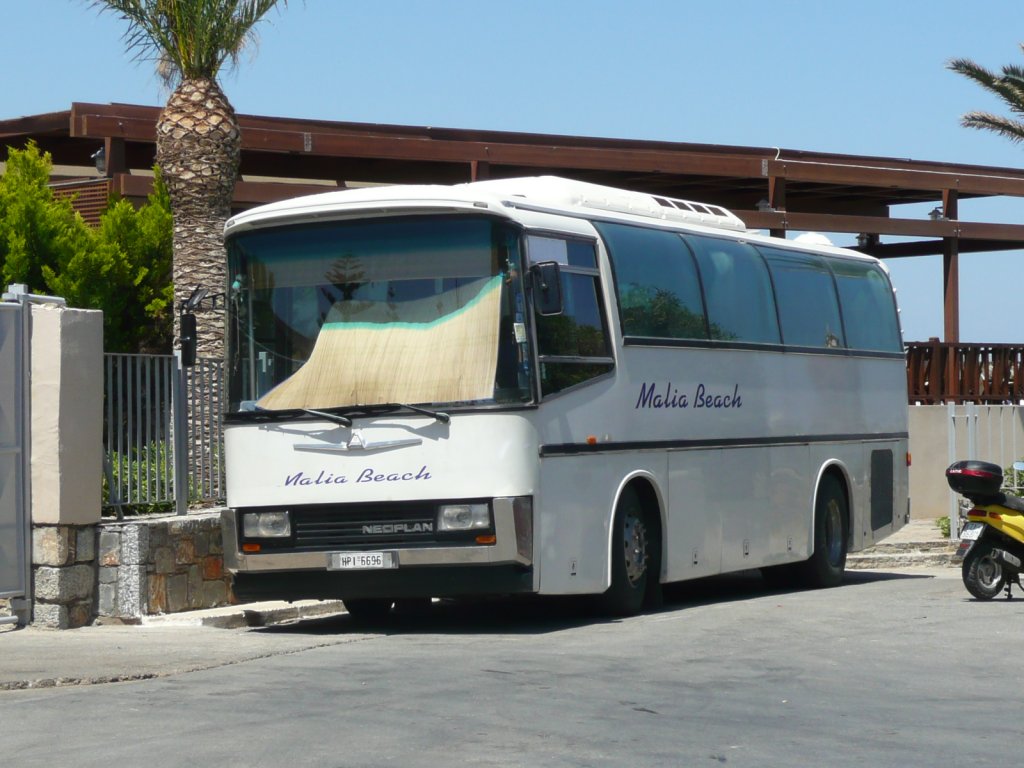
<box><xmin>946</xmin><ymin>403</ymin><xmax>1024</xmax><ymax>535</ymax></box>
<box><xmin>103</xmin><ymin>353</ymin><xmax>224</xmax><ymax>514</ymax></box>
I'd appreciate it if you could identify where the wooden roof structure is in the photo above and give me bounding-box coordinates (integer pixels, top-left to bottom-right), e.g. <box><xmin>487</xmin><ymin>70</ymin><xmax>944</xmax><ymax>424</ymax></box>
<box><xmin>5</xmin><ymin>101</ymin><xmax>1024</xmax><ymax>342</ymax></box>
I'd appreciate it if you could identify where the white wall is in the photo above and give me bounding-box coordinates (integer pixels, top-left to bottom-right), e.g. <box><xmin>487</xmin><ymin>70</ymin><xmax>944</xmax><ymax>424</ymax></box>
<box><xmin>30</xmin><ymin>304</ymin><xmax>103</xmax><ymax>525</ymax></box>
<box><xmin>908</xmin><ymin>404</ymin><xmax>1024</xmax><ymax>519</ymax></box>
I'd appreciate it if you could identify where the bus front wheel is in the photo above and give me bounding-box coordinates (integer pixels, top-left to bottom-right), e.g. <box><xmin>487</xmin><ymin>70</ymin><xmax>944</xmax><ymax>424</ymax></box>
<box><xmin>600</xmin><ymin>487</ymin><xmax>653</xmax><ymax>616</ymax></box>
<box><xmin>343</xmin><ymin>598</ymin><xmax>394</xmax><ymax>623</ymax></box>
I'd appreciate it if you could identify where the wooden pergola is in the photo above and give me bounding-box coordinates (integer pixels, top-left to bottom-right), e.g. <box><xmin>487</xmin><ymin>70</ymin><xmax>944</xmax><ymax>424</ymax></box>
<box><xmin>5</xmin><ymin>101</ymin><xmax>1024</xmax><ymax>346</ymax></box>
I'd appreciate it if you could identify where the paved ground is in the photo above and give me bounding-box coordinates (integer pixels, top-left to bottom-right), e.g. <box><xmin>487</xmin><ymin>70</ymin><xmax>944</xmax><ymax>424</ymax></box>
<box><xmin>2</xmin><ymin>564</ymin><xmax>1017</xmax><ymax>768</ymax></box>
<box><xmin>2</xmin><ymin>570</ymin><xmax>958</xmax><ymax>691</ymax></box>
<box><xmin>0</xmin><ymin>600</ymin><xmax>353</xmax><ymax>689</ymax></box>
<box><xmin>0</xmin><ymin>518</ymin><xmax>958</xmax><ymax>691</ymax></box>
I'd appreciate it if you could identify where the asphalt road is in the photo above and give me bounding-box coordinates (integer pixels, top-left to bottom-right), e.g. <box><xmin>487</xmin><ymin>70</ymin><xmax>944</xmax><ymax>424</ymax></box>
<box><xmin>2</xmin><ymin>568</ymin><xmax>1021</xmax><ymax>767</ymax></box>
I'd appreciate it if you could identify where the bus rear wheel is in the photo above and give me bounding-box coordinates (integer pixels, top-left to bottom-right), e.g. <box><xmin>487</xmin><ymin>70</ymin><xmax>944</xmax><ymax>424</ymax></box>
<box><xmin>798</xmin><ymin>474</ymin><xmax>848</xmax><ymax>588</ymax></box>
<box><xmin>599</xmin><ymin>488</ymin><xmax>653</xmax><ymax>617</ymax></box>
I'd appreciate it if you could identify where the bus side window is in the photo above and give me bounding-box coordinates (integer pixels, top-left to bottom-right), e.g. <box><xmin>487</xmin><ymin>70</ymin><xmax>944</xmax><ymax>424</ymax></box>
<box><xmin>594</xmin><ymin>221</ymin><xmax>708</xmax><ymax>341</ymax></box>
<box><xmin>829</xmin><ymin>259</ymin><xmax>902</xmax><ymax>352</ymax></box>
<box><xmin>685</xmin><ymin>235</ymin><xmax>780</xmax><ymax>344</ymax></box>
<box><xmin>529</xmin><ymin>236</ymin><xmax>613</xmax><ymax>395</ymax></box>
<box><xmin>759</xmin><ymin>247</ymin><xmax>845</xmax><ymax>349</ymax></box>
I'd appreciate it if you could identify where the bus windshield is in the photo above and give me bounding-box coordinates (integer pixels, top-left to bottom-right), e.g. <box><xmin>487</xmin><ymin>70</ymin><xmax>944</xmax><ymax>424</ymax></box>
<box><xmin>225</xmin><ymin>214</ymin><xmax>531</xmax><ymax>412</ymax></box>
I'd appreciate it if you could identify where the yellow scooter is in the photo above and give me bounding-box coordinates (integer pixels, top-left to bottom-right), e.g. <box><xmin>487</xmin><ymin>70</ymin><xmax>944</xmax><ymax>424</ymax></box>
<box><xmin>946</xmin><ymin>460</ymin><xmax>1024</xmax><ymax>600</ymax></box>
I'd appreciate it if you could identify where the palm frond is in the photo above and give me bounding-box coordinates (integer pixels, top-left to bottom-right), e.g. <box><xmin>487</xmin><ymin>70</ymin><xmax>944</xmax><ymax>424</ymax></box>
<box><xmin>92</xmin><ymin>0</ymin><xmax>287</xmax><ymax>86</ymax></box>
<box><xmin>949</xmin><ymin>52</ymin><xmax>1024</xmax><ymax>143</ymax></box>
<box><xmin>961</xmin><ymin>111</ymin><xmax>1024</xmax><ymax>144</ymax></box>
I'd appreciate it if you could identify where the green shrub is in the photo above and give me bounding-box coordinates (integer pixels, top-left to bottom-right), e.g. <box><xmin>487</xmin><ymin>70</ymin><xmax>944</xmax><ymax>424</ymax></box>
<box><xmin>0</xmin><ymin>141</ymin><xmax>173</xmax><ymax>353</ymax></box>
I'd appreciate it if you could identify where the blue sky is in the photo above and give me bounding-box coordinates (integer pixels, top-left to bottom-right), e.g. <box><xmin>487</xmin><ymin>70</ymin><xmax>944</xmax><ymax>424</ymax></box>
<box><xmin>5</xmin><ymin>0</ymin><xmax>1024</xmax><ymax>341</ymax></box>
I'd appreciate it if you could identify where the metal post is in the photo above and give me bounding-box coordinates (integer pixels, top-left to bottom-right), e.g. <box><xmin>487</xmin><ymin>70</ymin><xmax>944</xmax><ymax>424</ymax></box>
<box><xmin>16</xmin><ymin>296</ymin><xmax>32</xmax><ymax>626</ymax></box>
<box><xmin>172</xmin><ymin>350</ymin><xmax>188</xmax><ymax>516</ymax></box>
<box><xmin>948</xmin><ymin>402</ymin><xmax>958</xmax><ymax>536</ymax></box>
<box><xmin>0</xmin><ymin>285</ymin><xmax>59</xmax><ymax>626</ymax></box>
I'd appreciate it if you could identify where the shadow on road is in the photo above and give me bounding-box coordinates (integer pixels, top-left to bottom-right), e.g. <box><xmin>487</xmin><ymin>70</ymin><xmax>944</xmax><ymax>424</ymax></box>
<box><xmin>260</xmin><ymin>567</ymin><xmax>937</xmax><ymax>637</ymax></box>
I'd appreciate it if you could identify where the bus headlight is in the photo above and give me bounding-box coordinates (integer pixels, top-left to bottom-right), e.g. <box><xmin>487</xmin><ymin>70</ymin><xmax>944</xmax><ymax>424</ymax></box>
<box><xmin>437</xmin><ymin>503</ymin><xmax>490</xmax><ymax>531</ymax></box>
<box><xmin>242</xmin><ymin>511</ymin><xmax>292</xmax><ymax>538</ymax></box>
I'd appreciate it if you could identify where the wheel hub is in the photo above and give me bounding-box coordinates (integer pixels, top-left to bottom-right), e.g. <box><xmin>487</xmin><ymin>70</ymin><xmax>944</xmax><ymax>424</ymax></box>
<box><xmin>824</xmin><ymin>499</ymin><xmax>844</xmax><ymax>566</ymax></box>
<box><xmin>977</xmin><ymin>554</ymin><xmax>1003</xmax><ymax>589</ymax></box>
<box><xmin>623</xmin><ymin>512</ymin><xmax>648</xmax><ymax>586</ymax></box>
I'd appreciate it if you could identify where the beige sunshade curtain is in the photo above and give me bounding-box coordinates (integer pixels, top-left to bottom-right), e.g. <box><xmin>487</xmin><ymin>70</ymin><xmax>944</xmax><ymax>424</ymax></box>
<box><xmin>258</xmin><ymin>276</ymin><xmax>502</xmax><ymax>410</ymax></box>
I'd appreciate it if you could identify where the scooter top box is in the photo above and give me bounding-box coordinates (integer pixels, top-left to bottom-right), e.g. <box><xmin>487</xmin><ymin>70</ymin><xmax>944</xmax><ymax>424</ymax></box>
<box><xmin>946</xmin><ymin>460</ymin><xmax>1004</xmax><ymax>496</ymax></box>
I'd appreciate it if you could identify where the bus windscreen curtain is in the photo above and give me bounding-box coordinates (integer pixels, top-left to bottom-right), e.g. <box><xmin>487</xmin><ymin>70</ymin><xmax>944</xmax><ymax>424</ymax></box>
<box><xmin>257</xmin><ymin>276</ymin><xmax>502</xmax><ymax>410</ymax></box>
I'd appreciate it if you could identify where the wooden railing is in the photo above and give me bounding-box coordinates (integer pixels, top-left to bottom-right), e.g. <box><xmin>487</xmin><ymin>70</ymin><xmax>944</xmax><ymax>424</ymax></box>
<box><xmin>906</xmin><ymin>340</ymin><xmax>1024</xmax><ymax>404</ymax></box>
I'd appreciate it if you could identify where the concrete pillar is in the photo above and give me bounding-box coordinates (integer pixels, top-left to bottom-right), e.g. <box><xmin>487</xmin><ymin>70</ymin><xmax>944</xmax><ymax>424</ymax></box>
<box><xmin>29</xmin><ymin>303</ymin><xmax>103</xmax><ymax>628</ymax></box>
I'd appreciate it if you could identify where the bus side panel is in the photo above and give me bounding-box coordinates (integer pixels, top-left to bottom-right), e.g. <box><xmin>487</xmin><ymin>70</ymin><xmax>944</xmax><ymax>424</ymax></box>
<box><xmin>849</xmin><ymin>438</ymin><xmax>909</xmax><ymax>552</ymax></box>
<box><xmin>671</xmin><ymin>445</ymin><xmax>814</xmax><ymax>578</ymax></box>
<box><xmin>665</xmin><ymin>449</ymin><xmax>723</xmax><ymax>580</ymax></box>
<box><xmin>535</xmin><ymin>453</ymin><xmax>668</xmax><ymax>596</ymax></box>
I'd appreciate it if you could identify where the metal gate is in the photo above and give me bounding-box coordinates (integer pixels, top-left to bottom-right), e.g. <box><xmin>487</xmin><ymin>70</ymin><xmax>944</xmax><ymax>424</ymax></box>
<box><xmin>0</xmin><ymin>297</ymin><xmax>30</xmax><ymax>626</ymax></box>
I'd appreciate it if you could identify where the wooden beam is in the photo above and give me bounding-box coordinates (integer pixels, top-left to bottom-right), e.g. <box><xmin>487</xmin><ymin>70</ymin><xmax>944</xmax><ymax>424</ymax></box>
<box><xmin>471</xmin><ymin>160</ymin><xmax>490</xmax><ymax>181</ymax></box>
<box><xmin>115</xmin><ymin>172</ymin><xmax>341</xmax><ymax>206</ymax></box>
<box><xmin>943</xmin><ymin>235</ymin><xmax>960</xmax><ymax>343</ymax></box>
<box><xmin>737</xmin><ymin>209</ymin><xmax>1024</xmax><ymax>242</ymax></box>
<box><xmin>943</xmin><ymin>187</ymin><xmax>959</xmax><ymax>220</ymax></box>
<box><xmin>766</xmin><ymin>158</ymin><xmax>1024</xmax><ymax>198</ymax></box>
<box><xmin>102</xmin><ymin>136</ymin><xmax>126</xmax><ymax>177</ymax></box>
<box><xmin>767</xmin><ymin>176</ymin><xmax>787</xmax><ymax>237</ymax></box>
<box><xmin>872</xmin><ymin>238</ymin><xmax>1024</xmax><ymax>258</ymax></box>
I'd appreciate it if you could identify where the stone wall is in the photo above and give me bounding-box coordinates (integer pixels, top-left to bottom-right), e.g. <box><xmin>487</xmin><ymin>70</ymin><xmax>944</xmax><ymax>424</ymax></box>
<box><xmin>31</xmin><ymin>525</ymin><xmax>97</xmax><ymax>629</ymax></box>
<box><xmin>97</xmin><ymin>510</ymin><xmax>232</xmax><ymax>621</ymax></box>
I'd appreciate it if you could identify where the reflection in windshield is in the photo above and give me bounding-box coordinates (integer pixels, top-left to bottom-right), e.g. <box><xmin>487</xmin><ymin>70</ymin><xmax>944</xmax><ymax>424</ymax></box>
<box><xmin>226</xmin><ymin>215</ymin><xmax>531</xmax><ymax>411</ymax></box>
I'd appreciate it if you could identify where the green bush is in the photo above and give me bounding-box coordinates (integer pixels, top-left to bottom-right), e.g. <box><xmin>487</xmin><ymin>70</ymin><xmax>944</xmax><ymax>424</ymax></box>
<box><xmin>103</xmin><ymin>441</ymin><xmax>176</xmax><ymax>516</ymax></box>
<box><xmin>0</xmin><ymin>141</ymin><xmax>173</xmax><ymax>352</ymax></box>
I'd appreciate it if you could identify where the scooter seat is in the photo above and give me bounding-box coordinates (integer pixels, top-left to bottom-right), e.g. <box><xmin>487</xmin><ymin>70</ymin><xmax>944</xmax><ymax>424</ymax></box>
<box><xmin>994</xmin><ymin>492</ymin><xmax>1024</xmax><ymax>514</ymax></box>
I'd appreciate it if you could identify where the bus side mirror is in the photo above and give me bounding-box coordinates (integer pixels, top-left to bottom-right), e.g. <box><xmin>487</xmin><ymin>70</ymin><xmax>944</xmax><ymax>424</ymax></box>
<box><xmin>531</xmin><ymin>261</ymin><xmax>563</xmax><ymax>316</ymax></box>
<box><xmin>180</xmin><ymin>312</ymin><xmax>197</xmax><ymax>367</ymax></box>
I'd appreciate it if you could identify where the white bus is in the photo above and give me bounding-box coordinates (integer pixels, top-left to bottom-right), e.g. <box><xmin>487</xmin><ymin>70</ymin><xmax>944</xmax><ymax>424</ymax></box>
<box><xmin>219</xmin><ymin>176</ymin><xmax>909</xmax><ymax>618</ymax></box>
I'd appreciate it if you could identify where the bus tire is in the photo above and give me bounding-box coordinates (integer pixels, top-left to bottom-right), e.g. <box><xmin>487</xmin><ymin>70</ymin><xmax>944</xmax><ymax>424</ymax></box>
<box><xmin>343</xmin><ymin>598</ymin><xmax>394</xmax><ymax>623</ymax></box>
<box><xmin>599</xmin><ymin>487</ymin><xmax>652</xmax><ymax>617</ymax></box>
<box><xmin>798</xmin><ymin>474</ymin><xmax>848</xmax><ymax>588</ymax></box>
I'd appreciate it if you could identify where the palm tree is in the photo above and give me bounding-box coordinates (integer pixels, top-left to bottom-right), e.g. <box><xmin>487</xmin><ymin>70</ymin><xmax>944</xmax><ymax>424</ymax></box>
<box><xmin>94</xmin><ymin>0</ymin><xmax>287</xmax><ymax>358</ymax></box>
<box><xmin>948</xmin><ymin>46</ymin><xmax>1024</xmax><ymax>144</ymax></box>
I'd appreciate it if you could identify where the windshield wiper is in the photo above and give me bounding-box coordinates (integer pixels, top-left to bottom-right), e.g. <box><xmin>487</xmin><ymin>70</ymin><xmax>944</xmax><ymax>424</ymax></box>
<box><xmin>329</xmin><ymin>402</ymin><xmax>451</xmax><ymax>424</ymax></box>
<box><xmin>227</xmin><ymin>403</ymin><xmax>352</xmax><ymax>427</ymax></box>
<box><xmin>389</xmin><ymin>403</ymin><xmax>450</xmax><ymax>424</ymax></box>
<box><xmin>229</xmin><ymin>402</ymin><xmax>448</xmax><ymax>425</ymax></box>
<box><xmin>297</xmin><ymin>408</ymin><xmax>353</xmax><ymax>427</ymax></box>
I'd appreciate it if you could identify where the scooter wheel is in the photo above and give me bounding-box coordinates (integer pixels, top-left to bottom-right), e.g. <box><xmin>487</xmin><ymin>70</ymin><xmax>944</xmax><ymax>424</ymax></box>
<box><xmin>962</xmin><ymin>541</ymin><xmax>1006</xmax><ymax>600</ymax></box>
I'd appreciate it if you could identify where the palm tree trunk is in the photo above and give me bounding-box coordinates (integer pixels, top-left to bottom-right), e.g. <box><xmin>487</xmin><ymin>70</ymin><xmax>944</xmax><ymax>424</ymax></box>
<box><xmin>156</xmin><ymin>77</ymin><xmax>240</xmax><ymax>361</ymax></box>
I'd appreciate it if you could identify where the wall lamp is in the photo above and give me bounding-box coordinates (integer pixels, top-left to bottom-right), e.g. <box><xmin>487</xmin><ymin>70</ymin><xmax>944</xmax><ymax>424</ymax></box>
<box><xmin>856</xmin><ymin>233</ymin><xmax>879</xmax><ymax>249</ymax></box>
<box><xmin>928</xmin><ymin>206</ymin><xmax>946</xmax><ymax>221</ymax></box>
<box><xmin>91</xmin><ymin>147</ymin><xmax>106</xmax><ymax>175</ymax></box>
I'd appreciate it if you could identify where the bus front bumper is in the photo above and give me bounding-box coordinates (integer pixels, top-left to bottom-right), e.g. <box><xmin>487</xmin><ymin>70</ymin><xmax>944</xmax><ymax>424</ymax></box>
<box><xmin>221</xmin><ymin>497</ymin><xmax>534</xmax><ymax>600</ymax></box>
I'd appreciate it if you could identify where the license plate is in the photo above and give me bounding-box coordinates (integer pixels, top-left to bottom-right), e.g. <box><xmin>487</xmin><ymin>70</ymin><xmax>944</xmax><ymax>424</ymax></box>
<box><xmin>960</xmin><ymin>522</ymin><xmax>984</xmax><ymax>541</ymax></box>
<box><xmin>327</xmin><ymin>551</ymin><xmax>397</xmax><ymax>570</ymax></box>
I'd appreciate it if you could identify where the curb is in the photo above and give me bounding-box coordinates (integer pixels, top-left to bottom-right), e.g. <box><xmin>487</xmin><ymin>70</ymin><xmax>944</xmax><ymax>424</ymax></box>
<box><xmin>847</xmin><ymin>538</ymin><xmax>959</xmax><ymax>570</ymax></box>
<box><xmin>139</xmin><ymin>599</ymin><xmax>347</xmax><ymax>629</ymax></box>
